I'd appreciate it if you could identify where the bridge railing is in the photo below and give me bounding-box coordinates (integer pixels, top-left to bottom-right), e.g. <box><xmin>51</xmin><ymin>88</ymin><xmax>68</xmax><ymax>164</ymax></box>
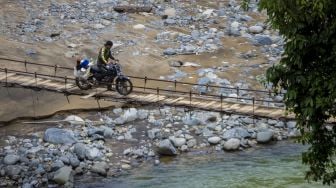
<box><xmin>0</xmin><ymin>57</ymin><xmax>285</xmax><ymax>108</ymax></box>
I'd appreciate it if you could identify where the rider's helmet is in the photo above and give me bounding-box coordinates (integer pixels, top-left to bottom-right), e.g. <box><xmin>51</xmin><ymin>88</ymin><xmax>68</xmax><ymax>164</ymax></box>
<box><xmin>80</xmin><ymin>59</ymin><xmax>90</xmax><ymax>69</ymax></box>
<box><xmin>105</xmin><ymin>40</ymin><xmax>113</xmax><ymax>47</ymax></box>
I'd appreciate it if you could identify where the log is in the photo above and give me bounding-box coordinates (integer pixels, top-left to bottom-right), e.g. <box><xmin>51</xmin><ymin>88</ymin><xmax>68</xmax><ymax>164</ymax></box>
<box><xmin>113</xmin><ymin>5</ymin><xmax>152</xmax><ymax>13</ymax></box>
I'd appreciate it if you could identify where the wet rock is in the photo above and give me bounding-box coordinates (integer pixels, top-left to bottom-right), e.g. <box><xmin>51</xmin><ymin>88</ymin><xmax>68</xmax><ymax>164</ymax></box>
<box><xmin>163</xmin><ymin>48</ymin><xmax>176</xmax><ymax>55</ymax></box>
<box><xmin>3</xmin><ymin>154</ymin><xmax>20</xmax><ymax>165</ymax></box>
<box><xmin>157</xmin><ymin>139</ymin><xmax>177</xmax><ymax>156</ymax></box>
<box><xmin>275</xmin><ymin>121</ymin><xmax>285</xmax><ymax>128</ymax></box>
<box><xmin>73</xmin><ymin>143</ymin><xmax>87</xmax><ymax>160</ymax></box>
<box><xmin>223</xmin><ymin>127</ymin><xmax>251</xmax><ymax>140</ymax></box>
<box><xmin>88</xmin><ymin>128</ymin><xmax>105</xmax><ymax>137</ymax></box>
<box><xmin>223</xmin><ymin>138</ymin><xmax>240</xmax><ymax>151</ymax></box>
<box><xmin>248</xmin><ymin>25</ymin><xmax>264</xmax><ymax>34</ymax></box>
<box><xmin>91</xmin><ymin>162</ymin><xmax>108</xmax><ymax>176</ymax></box>
<box><xmin>180</xmin><ymin>145</ymin><xmax>188</xmax><ymax>152</ymax></box>
<box><xmin>43</xmin><ymin>128</ymin><xmax>77</xmax><ymax>144</ymax></box>
<box><xmin>53</xmin><ymin>166</ymin><xmax>72</xmax><ymax>185</ymax></box>
<box><xmin>169</xmin><ymin>137</ymin><xmax>186</xmax><ymax>147</ymax></box>
<box><xmin>208</xmin><ymin>136</ymin><xmax>221</xmax><ymax>144</ymax></box>
<box><xmin>256</xmin><ymin>130</ymin><xmax>273</xmax><ymax>143</ymax></box>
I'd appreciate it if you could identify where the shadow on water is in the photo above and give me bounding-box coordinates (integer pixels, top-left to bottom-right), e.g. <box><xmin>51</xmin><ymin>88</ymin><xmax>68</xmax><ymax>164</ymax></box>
<box><xmin>76</xmin><ymin>142</ymin><xmax>329</xmax><ymax>188</ymax></box>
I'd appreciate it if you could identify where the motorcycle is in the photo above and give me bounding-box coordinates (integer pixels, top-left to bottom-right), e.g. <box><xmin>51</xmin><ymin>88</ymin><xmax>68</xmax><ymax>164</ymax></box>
<box><xmin>74</xmin><ymin>60</ymin><xmax>133</xmax><ymax>96</ymax></box>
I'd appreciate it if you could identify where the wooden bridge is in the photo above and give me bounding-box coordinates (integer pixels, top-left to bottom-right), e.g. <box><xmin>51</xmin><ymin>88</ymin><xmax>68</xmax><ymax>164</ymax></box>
<box><xmin>0</xmin><ymin>57</ymin><xmax>291</xmax><ymax>120</ymax></box>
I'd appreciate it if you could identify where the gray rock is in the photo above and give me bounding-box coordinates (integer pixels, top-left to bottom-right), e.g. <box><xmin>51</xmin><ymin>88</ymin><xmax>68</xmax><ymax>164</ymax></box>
<box><xmin>51</xmin><ymin>160</ymin><xmax>65</xmax><ymax>171</ymax></box>
<box><xmin>53</xmin><ymin>166</ymin><xmax>72</xmax><ymax>185</ymax></box>
<box><xmin>187</xmin><ymin>139</ymin><xmax>197</xmax><ymax>148</ymax></box>
<box><xmin>60</xmin><ymin>156</ymin><xmax>70</xmax><ymax>165</ymax></box>
<box><xmin>169</xmin><ymin>137</ymin><xmax>186</xmax><ymax>147</ymax></box>
<box><xmin>3</xmin><ymin>154</ymin><xmax>20</xmax><ymax>165</ymax></box>
<box><xmin>74</xmin><ymin>143</ymin><xmax>87</xmax><ymax>160</ymax></box>
<box><xmin>248</xmin><ymin>25</ymin><xmax>264</xmax><ymax>34</ymax></box>
<box><xmin>5</xmin><ymin>165</ymin><xmax>21</xmax><ymax>178</ymax></box>
<box><xmin>223</xmin><ymin>128</ymin><xmax>251</xmax><ymax>140</ymax></box>
<box><xmin>180</xmin><ymin>145</ymin><xmax>188</xmax><ymax>152</ymax></box>
<box><xmin>121</xmin><ymin>164</ymin><xmax>132</xmax><ymax>170</ymax></box>
<box><xmin>91</xmin><ymin>162</ymin><xmax>108</xmax><ymax>176</ymax></box>
<box><xmin>275</xmin><ymin>121</ymin><xmax>285</xmax><ymax>128</ymax></box>
<box><xmin>223</xmin><ymin>138</ymin><xmax>240</xmax><ymax>151</ymax></box>
<box><xmin>101</xmin><ymin>126</ymin><xmax>114</xmax><ymax>138</ymax></box>
<box><xmin>256</xmin><ymin>130</ymin><xmax>273</xmax><ymax>143</ymax></box>
<box><xmin>208</xmin><ymin>136</ymin><xmax>221</xmax><ymax>144</ymax></box>
<box><xmin>157</xmin><ymin>139</ymin><xmax>177</xmax><ymax>156</ymax></box>
<box><xmin>253</xmin><ymin>35</ymin><xmax>273</xmax><ymax>46</ymax></box>
<box><xmin>165</xmin><ymin>18</ymin><xmax>176</xmax><ymax>25</ymax></box>
<box><xmin>86</xmin><ymin>147</ymin><xmax>103</xmax><ymax>161</ymax></box>
<box><xmin>69</xmin><ymin>157</ymin><xmax>80</xmax><ymax>168</ymax></box>
<box><xmin>163</xmin><ymin>48</ymin><xmax>176</xmax><ymax>55</ymax></box>
<box><xmin>147</xmin><ymin>129</ymin><xmax>161</xmax><ymax>140</ymax></box>
<box><xmin>286</xmin><ymin>121</ymin><xmax>296</xmax><ymax>129</ymax></box>
<box><xmin>241</xmin><ymin>117</ymin><xmax>254</xmax><ymax>124</ymax></box>
<box><xmin>43</xmin><ymin>128</ymin><xmax>77</xmax><ymax>144</ymax></box>
<box><xmin>88</xmin><ymin>128</ymin><xmax>104</xmax><ymax>137</ymax></box>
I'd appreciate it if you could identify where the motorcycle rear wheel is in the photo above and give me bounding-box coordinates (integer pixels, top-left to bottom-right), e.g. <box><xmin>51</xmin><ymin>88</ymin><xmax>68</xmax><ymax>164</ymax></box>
<box><xmin>116</xmin><ymin>79</ymin><xmax>133</xmax><ymax>96</ymax></box>
<box><xmin>76</xmin><ymin>78</ymin><xmax>92</xmax><ymax>90</ymax></box>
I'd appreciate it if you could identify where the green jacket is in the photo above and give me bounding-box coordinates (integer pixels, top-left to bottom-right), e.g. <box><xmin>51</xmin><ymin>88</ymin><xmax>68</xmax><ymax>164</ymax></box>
<box><xmin>97</xmin><ymin>47</ymin><xmax>114</xmax><ymax>65</ymax></box>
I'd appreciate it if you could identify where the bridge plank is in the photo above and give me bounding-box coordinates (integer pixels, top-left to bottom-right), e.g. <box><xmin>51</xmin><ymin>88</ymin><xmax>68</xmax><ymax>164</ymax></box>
<box><xmin>81</xmin><ymin>88</ymin><xmax>107</xmax><ymax>99</ymax></box>
<box><xmin>21</xmin><ymin>78</ymin><xmax>44</xmax><ymax>86</ymax></box>
<box><xmin>0</xmin><ymin>73</ymin><xmax>16</xmax><ymax>81</ymax></box>
<box><xmin>164</xmin><ymin>97</ymin><xmax>184</xmax><ymax>104</ymax></box>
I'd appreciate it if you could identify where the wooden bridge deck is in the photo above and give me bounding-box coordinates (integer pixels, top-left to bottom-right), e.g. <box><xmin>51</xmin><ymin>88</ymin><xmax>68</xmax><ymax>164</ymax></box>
<box><xmin>0</xmin><ymin>71</ymin><xmax>293</xmax><ymax>120</ymax></box>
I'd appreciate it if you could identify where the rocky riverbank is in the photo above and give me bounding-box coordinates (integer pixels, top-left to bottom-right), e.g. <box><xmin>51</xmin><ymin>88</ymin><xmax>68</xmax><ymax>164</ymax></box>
<box><xmin>0</xmin><ymin>106</ymin><xmax>299</xmax><ymax>187</ymax></box>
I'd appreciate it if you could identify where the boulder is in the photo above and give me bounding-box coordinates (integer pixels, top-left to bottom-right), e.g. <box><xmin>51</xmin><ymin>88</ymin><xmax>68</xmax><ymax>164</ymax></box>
<box><xmin>100</xmin><ymin>126</ymin><xmax>114</xmax><ymax>138</ymax></box>
<box><xmin>256</xmin><ymin>130</ymin><xmax>273</xmax><ymax>143</ymax></box>
<box><xmin>208</xmin><ymin>136</ymin><xmax>221</xmax><ymax>144</ymax></box>
<box><xmin>43</xmin><ymin>128</ymin><xmax>77</xmax><ymax>144</ymax></box>
<box><xmin>73</xmin><ymin>143</ymin><xmax>87</xmax><ymax>160</ymax></box>
<box><xmin>91</xmin><ymin>162</ymin><xmax>108</xmax><ymax>176</ymax></box>
<box><xmin>53</xmin><ymin>166</ymin><xmax>72</xmax><ymax>185</ymax></box>
<box><xmin>169</xmin><ymin>137</ymin><xmax>186</xmax><ymax>147</ymax></box>
<box><xmin>69</xmin><ymin>156</ymin><xmax>80</xmax><ymax>168</ymax></box>
<box><xmin>157</xmin><ymin>139</ymin><xmax>177</xmax><ymax>156</ymax></box>
<box><xmin>223</xmin><ymin>138</ymin><xmax>240</xmax><ymax>151</ymax></box>
<box><xmin>3</xmin><ymin>154</ymin><xmax>20</xmax><ymax>165</ymax></box>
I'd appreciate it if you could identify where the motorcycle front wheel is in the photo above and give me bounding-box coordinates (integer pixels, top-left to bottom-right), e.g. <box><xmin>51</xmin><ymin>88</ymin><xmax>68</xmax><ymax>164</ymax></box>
<box><xmin>75</xmin><ymin>78</ymin><xmax>92</xmax><ymax>90</ymax></box>
<box><xmin>116</xmin><ymin>78</ymin><xmax>133</xmax><ymax>96</ymax></box>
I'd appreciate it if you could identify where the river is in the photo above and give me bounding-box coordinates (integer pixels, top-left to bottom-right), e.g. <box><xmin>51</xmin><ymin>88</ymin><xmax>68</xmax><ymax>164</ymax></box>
<box><xmin>77</xmin><ymin>142</ymin><xmax>328</xmax><ymax>188</ymax></box>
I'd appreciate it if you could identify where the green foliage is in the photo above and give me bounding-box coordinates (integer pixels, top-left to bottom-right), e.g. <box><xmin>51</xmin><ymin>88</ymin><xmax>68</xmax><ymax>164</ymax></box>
<box><xmin>249</xmin><ymin>0</ymin><xmax>336</xmax><ymax>185</ymax></box>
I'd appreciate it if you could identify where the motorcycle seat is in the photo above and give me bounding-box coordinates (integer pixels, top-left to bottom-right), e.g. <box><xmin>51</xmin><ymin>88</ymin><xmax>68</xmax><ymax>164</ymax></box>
<box><xmin>90</xmin><ymin>65</ymin><xmax>100</xmax><ymax>73</ymax></box>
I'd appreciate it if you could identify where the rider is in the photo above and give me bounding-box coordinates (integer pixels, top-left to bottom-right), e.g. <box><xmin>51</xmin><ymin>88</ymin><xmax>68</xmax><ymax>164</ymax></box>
<box><xmin>97</xmin><ymin>40</ymin><xmax>117</xmax><ymax>73</ymax></box>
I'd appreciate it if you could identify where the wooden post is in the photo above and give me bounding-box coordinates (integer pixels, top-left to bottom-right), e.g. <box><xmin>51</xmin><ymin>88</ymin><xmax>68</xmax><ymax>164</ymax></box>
<box><xmin>236</xmin><ymin>87</ymin><xmax>239</xmax><ymax>101</ymax></box>
<box><xmin>144</xmin><ymin>76</ymin><xmax>147</xmax><ymax>92</ymax></box>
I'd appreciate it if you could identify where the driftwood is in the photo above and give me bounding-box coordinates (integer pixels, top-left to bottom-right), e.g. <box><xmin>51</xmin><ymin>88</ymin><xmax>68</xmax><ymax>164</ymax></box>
<box><xmin>113</xmin><ymin>5</ymin><xmax>153</xmax><ymax>13</ymax></box>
